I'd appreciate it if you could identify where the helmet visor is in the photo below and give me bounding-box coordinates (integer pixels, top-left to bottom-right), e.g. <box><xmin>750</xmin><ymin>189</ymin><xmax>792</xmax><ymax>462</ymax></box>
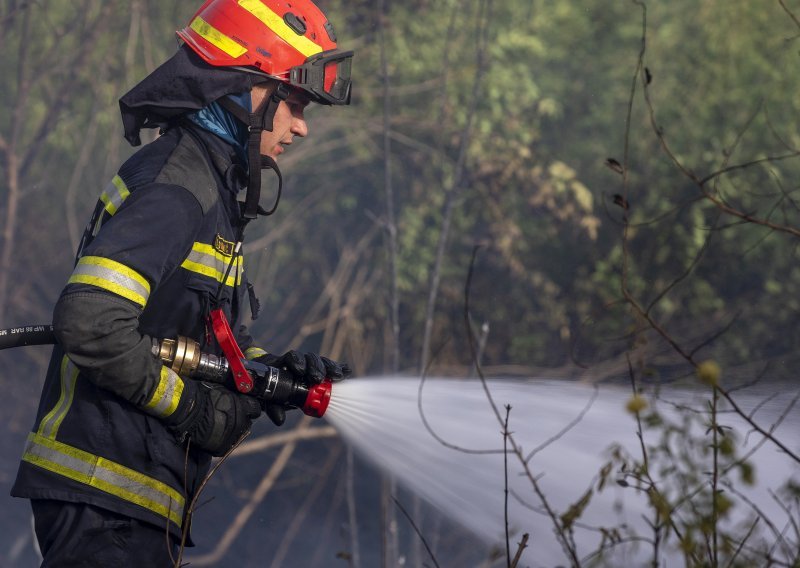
<box><xmin>289</xmin><ymin>50</ymin><xmax>353</xmax><ymax>105</ymax></box>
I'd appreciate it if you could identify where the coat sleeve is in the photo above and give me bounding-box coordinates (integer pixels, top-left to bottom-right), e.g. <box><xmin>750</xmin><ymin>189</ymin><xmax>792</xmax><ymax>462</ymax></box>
<box><xmin>53</xmin><ymin>183</ymin><xmax>204</xmax><ymax>422</ymax></box>
<box><xmin>238</xmin><ymin>324</ymin><xmax>268</xmax><ymax>360</ymax></box>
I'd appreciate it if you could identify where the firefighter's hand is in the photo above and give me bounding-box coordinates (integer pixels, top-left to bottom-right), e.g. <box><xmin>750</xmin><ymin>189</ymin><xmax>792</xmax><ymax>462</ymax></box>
<box><xmin>167</xmin><ymin>381</ymin><xmax>261</xmax><ymax>456</ymax></box>
<box><xmin>263</xmin><ymin>403</ymin><xmax>289</xmax><ymax>426</ymax></box>
<box><xmin>254</xmin><ymin>351</ymin><xmax>352</xmax><ymax>385</ymax></box>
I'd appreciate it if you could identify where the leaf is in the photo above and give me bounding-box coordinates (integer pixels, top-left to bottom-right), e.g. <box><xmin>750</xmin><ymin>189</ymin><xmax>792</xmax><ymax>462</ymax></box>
<box><xmin>613</xmin><ymin>194</ymin><xmax>630</xmax><ymax>210</ymax></box>
<box><xmin>605</xmin><ymin>158</ymin><xmax>624</xmax><ymax>174</ymax></box>
<box><xmin>560</xmin><ymin>488</ymin><xmax>594</xmax><ymax>530</ymax></box>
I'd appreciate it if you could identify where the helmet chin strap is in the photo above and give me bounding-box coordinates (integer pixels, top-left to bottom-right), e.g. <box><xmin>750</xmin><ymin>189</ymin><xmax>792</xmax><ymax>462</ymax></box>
<box><xmin>218</xmin><ymin>83</ymin><xmax>290</xmax><ymax>226</ymax></box>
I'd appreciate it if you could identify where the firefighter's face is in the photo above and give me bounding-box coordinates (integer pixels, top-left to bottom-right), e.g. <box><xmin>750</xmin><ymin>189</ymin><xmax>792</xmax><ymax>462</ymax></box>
<box><xmin>250</xmin><ymin>84</ymin><xmax>309</xmax><ymax>160</ymax></box>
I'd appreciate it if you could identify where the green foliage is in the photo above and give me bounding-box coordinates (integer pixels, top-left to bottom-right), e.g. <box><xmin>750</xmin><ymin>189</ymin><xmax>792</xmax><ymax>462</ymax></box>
<box><xmin>3</xmin><ymin>0</ymin><xmax>800</xmax><ymax>375</ymax></box>
<box><xmin>602</xmin><ymin>388</ymin><xmax>800</xmax><ymax>567</ymax></box>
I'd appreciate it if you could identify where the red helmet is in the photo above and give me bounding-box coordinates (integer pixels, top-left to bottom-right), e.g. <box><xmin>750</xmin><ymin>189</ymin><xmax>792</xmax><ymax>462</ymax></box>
<box><xmin>177</xmin><ymin>0</ymin><xmax>352</xmax><ymax>105</ymax></box>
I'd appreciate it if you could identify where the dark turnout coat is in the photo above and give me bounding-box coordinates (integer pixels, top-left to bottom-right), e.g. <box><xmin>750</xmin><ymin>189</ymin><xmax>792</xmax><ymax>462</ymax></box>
<box><xmin>12</xmin><ymin>124</ymin><xmax>267</xmax><ymax>539</ymax></box>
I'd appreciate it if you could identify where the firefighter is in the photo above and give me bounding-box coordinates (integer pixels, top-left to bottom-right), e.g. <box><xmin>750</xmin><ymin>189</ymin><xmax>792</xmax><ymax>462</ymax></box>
<box><xmin>11</xmin><ymin>0</ymin><xmax>353</xmax><ymax>565</ymax></box>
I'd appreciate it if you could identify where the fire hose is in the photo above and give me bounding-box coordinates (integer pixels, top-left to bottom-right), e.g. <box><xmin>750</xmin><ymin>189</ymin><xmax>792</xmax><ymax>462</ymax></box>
<box><xmin>0</xmin><ymin>310</ymin><xmax>332</xmax><ymax>418</ymax></box>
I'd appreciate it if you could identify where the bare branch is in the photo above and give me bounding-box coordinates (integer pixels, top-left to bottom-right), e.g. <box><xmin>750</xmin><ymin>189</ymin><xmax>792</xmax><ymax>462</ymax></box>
<box><xmin>269</xmin><ymin>444</ymin><xmax>342</xmax><ymax>568</ymax></box>
<box><xmin>644</xmin><ymin>210</ymin><xmax>719</xmax><ymax>315</ymax></box>
<box><xmin>420</xmin><ymin>0</ymin><xmax>494</xmax><ymax>372</ymax></box>
<box><xmin>503</xmin><ymin>404</ymin><xmax>512</xmax><ymax>568</ymax></box>
<box><xmin>524</xmin><ymin>385</ymin><xmax>598</xmax><ymax>462</ymax></box>
<box><xmin>392</xmin><ymin>497</ymin><xmax>441</xmax><ymax>568</ymax></box>
<box><xmin>185</xmin><ymin>419</ymin><xmax>312</xmax><ymax>566</ymax></box>
<box><xmin>378</xmin><ymin>0</ymin><xmax>400</xmax><ymax>374</ymax></box>
<box><xmin>509</xmin><ymin>533</ymin><xmax>529</xmax><ymax>568</ymax></box>
<box><xmin>699</xmin><ymin>152</ymin><xmax>800</xmax><ymax>188</ymax></box>
<box><xmin>463</xmin><ymin>245</ymin><xmax>581</xmax><ymax>564</ymax></box>
<box><xmin>229</xmin><ymin>425</ymin><xmax>337</xmax><ymax>457</ymax></box>
<box><xmin>778</xmin><ymin>0</ymin><xmax>800</xmax><ymax>31</ymax></box>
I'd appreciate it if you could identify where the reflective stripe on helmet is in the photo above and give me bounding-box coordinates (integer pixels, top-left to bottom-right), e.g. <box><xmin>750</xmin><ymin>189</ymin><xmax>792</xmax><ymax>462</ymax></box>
<box><xmin>181</xmin><ymin>242</ymin><xmax>243</xmax><ymax>287</ymax></box>
<box><xmin>177</xmin><ymin>0</ymin><xmax>342</xmax><ymax>86</ymax></box>
<box><xmin>68</xmin><ymin>256</ymin><xmax>151</xmax><ymax>307</ymax></box>
<box><xmin>237</xmin><ymin>0</ymin><xmax>323</xmax><ymax>59</ymax></box>
<box><xmin>143</xmin><ymin>367</ymin><xmax>184</xmax><ymax>419</ymax></box>
<box><xmin>37</xmin><ymin>357</ymin><xmax>79</xmax><ymax>440</ymax></box>
<box><xmin>189</xmin><ymin>15</ymin><xmax>248</xmax><ymax>58</ymax></box>
<box><xmin>22</xmin><ymin>432</ymin><xmax>185</xmax><ymax>527</ymax></box>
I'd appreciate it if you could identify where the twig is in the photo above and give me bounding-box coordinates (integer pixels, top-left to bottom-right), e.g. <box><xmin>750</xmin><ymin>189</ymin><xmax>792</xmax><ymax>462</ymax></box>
<box><xmin>346</xmin><ymin>447</ymin><xmax>362</xmax><ymax>568</ymax></box>
<box><xmin>711</xmin><ymin>388</ymin><xmax>720</xmax><ymax>566</ymax></box>
<box><xmin>416</xmin><ymin>351</ymin><xmax>504</xmax><ymax>454</ymax></box>
<box><xmin>720</xmin><ymin>480</ymin><xmax>796</xmax><ymax>560</ymax></box>
<box><xmin>175</xmin><ymin>430</ymin><xmax>253</xmax><ymax>567</ymax></box>
<box><xmin>509</xmin><ymin>533</ymin><xmax>529</xmax><ymax>568</ymax></box>
<box><xmin>377</xmin><ymin>0</ymin><xmax>401</xmax><ymax>374</ymax></box>
<box><xmin>725</xmin><ymin>518</ymin><xmax>760</xmax><ymax>568</ymax></box>
<box><xmin>185</xmin><ymin>419</ymin><xmax>311</xmax><ymax>566</ymax></box>
<box><xmin>779</xmin><ymin>0</ymin><xmax>800</xmax><ymax>30</ymax></box>
<box><xmin>503</xmin><ymin>404</ymin><xmax>512</xmax><ymax>568</ymax></box>
<box><xmin>635</xmin><ymin>21</ymin><xmax>800</xmax><ymax>240</ymax></box>
<box><xmin>420</xmin><ymin>0</ymin><xmax>493</xmax><ymax>372</ymax></box>
<box><xmin>688</xmin><ymin>311</ymin><xmax>740</xmax><ymax>358</ymax></box>
<box><xmin>699</xmin><ymin>152</ymin><xmax>800</xmax><ymax>188</ymax></box>
<box><xmin>463</xmin><ymin>245</ymin><xmax>579</xmax><ymax>564</ymax></box>
<box><xmin>621</xmin><ymin>274</ymin><xmax>800</xmax><ymax>463</ymax></box>
<box><xmin>392</xmin><ymin>497</ymin><xmax>441</xmax><ymax>568</ymax></box>
<box><xmin>524</xmin><ymin>385</ymin><xmax>598</xmax><ymax>462</ymax></box>
<box><xmin>269</xmin><ymin>443</ymin><xmax>342</xmax><ymax>568</ymax></box>
<box><xmin>644</xmin><ymin>209</ymin><xmax>719</xmax><ymax>316</ymax></box>
<box><xmin>230</xmin><ymin>425</ymin><xmax>336</xmax><ymax>457</ymax></box>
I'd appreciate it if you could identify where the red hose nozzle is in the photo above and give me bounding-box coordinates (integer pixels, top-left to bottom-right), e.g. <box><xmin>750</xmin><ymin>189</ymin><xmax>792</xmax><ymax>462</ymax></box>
<box><xmin>302</xmin><ymin>378</ymin><xmax>332</xmax><ymax>418</ymax></box>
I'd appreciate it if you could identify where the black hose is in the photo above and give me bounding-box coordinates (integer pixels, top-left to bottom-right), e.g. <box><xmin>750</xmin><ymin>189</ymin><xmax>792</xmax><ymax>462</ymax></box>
<box><xmin>0</xmin><ymin>325</ymin><xmax>56</xmax><ymax>350</ymax></box>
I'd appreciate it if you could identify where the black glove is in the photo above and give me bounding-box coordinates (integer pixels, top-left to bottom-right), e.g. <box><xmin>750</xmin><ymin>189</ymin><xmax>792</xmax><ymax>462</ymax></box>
<box><xmin>254</xmin><ymin>351</ymin><xmax>351</xmax><ymax>427</ymax></box>
<box><xmin>263</xmin><ymin>403</ymin><xmax>288</xmax><ymax>427</ymax></box>
<box><xmin>167</xmin><ymin>381</ymin><xmax>261</xmax><ymax>457</ymax></box>
<box><xmin>254</xmin><ymin>350</ymin><xmax>352</xmax><ymax>385</ymax></box>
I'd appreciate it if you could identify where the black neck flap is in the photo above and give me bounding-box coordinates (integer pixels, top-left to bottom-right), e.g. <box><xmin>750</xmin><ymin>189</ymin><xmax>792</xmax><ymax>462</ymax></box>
<box><xmin>219</xmin><ymin>84</ymin><xmax>290</xmax><ymax>223</ymax></box>
<box><xmin>119</xmin><ymin>46</ymin><xmax>256</xmax><ymax>147</ymax></box>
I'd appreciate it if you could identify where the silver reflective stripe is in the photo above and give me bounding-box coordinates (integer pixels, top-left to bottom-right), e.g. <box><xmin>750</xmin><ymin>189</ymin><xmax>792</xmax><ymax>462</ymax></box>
<box><xmin>99</xmin><ymin>175</ymin><xmax>131</xmax><ymax>217</ymax></box>
<box><xmin>181</xmin><ymin>242</ymin><xmax>243</xmax><ymax>287</ymax></box>
<box><xmin>93</xmin><ymin>176</ymin><xmax>131</xmax><ymax>237</ymax></box>
<box><xmin>143</xmin><ymin>367</ymin><xmax>184</xmax><ymax>418</ymax></box>
<box><xmin>68</xmin><ymin>256</ymin><xmax>150</xmax><ymax>307</ymax></box>
<box><xmin>23</xmin><ymin>433</ymin><xmax>185</xmax><ymax>526</ymax></box>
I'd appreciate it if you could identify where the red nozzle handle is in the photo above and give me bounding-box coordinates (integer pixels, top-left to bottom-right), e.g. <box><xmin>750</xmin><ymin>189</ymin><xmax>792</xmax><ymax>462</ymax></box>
<box><xmin>302</xmin><ymin>378</ymin><xmax>332</xmax><ymax>418</ymax></box>
<box><xmin>209</xmin><ymin>308</ymin><xmax>253</xmax><ymax>393</ymax></box>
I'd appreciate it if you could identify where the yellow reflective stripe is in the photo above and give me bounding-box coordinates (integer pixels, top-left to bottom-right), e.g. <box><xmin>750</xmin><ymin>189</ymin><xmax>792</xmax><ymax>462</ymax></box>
<box><xmin>143</xmin><ymin>367</ymin><xmax>184</xmax><ymax>418</ymax></box>
<box><xmin>38</xmin><ymin>357</ymin><xmax>79</xmax><ymax>439</ymax></box>
<box><xmin>181</xmin><ymin>242</ymin><xmax>243</xmax><ymax>287</ymax></box>
<box><xmin>68</xmin><ymin>256</ymin><xmax>151</xmax><ymax>307</ymax></box>
<box><xmin>99</xmin><ymin>175</ymin><xmax>130</xmax><ymax>217</ymax></box>
<box><xmin>238</xmin><ymin>0</ymin><xmax>323</xmax><ymax>58</ymax></box>
<box><xmin>190</xmin><ymin>16</ymin><xmax>247</xmax><ymax>58</ymax></box>
<box><xmin>91</xmin><ymin>209</ymin><xmax>104</xmax><ymax>237</ymax></box>
<box><xmin>245</xmin><ymin>347</ymin><xmax>267</xmax><ymax>360</ymax></box>
<box><xmin>22</xmin><ymin>432</ymin><xmax>185</xmax><ymax>527</ymax></box>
